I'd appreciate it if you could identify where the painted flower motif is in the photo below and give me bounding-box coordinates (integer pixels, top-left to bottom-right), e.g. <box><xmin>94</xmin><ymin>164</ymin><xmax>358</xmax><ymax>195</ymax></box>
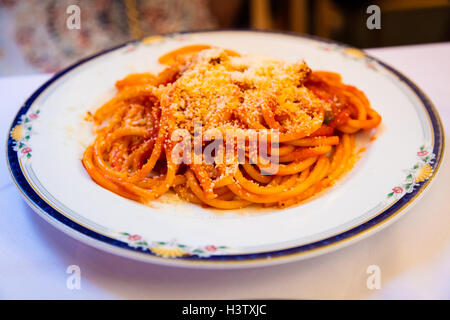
<box><xmin>387</xmin><ymin>146</ymin><xmax>435</xmax><ymax>200</ymax></box>
<box><xmin>392</xmin><ymin>187</ymin><xmax>403</xmax><ymax>194</ymax></box>
<box><xmin>128</xmin><ymin>234</ymin><xmax>142</xmax><ymax>241</ymax></box>
<box><xmin>10</xmin><ymin>124</ymin><xmax>24</xmax><ymax>141</ymax></box>
<box><xmin>367</xmin><ymin>62</ymin><xmax>376</xmax><ymax>70</ymax></box>
<box><xmin>205</xmin><ymin>245</ymin><xmax>217</xmax><ymax>252</ymax></box>
<box><xmin>172</xmin><ymin>34</ymin><xmax>185</xmax><ymax>41</ymax></box>
<box><xmin>116</xmin><ymin>231</ymin><xmax>228</xmax><ymax>258</ymax></box>
<box><xmin>21</xmin><ymin>147</ymin><xmax>32</xmax><ymax>154</ymax></box>
<box><xmin>417</xmin><ymin>150</ymin><xmax>428</xmax><ymax>156</ymax></box>
<box><xmin>11</xmin><ymin>109</ymin><xmax>40</xmax><ymax>160</ymax></box>
<box><xmin>124</xmin><ymin>45</ymin><xmax>137</xmax><ymax>53</ymax></box>
<box><xmin>142</xmin><ymin>35</ymin><xmax>164</xmax><ymax>45</ymax></box>
<box><xmin>344</xmin><ymin>48</ymin><xmax>366</xmax><ymax>59</ymax></box>
<box><xmin>150</xmin><ymin>246</ymin><xmax>188</xmax><ymax>258</ymax></box>
<box><xmin>415</xmin><ymin>164</ymin><xmax>433</xmax><ymax>182</ymax></box>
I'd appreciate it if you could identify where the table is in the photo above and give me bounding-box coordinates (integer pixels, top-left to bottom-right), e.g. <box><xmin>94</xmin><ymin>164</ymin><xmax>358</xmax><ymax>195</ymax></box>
<box><xmin>1</xmin><ymin>42</ymin><xmax>449</xmax><ymax>299</ymax></box>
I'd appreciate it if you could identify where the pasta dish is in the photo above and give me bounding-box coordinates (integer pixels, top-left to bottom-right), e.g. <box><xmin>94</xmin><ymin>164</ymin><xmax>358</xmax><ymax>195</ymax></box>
<box><xmin>82</xmin><ymin>45</ymin><xmax>381</xmax><ymax>209</ymax></box>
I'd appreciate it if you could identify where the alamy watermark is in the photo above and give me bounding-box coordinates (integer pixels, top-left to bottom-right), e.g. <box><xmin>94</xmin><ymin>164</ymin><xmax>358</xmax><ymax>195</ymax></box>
<box><xmin>366</xmin><ymin>264</ymin><xmax>381</xmax><ymax>290</ymax></box>
<box><xmin>366</xmin><ymin>5</ymin><xmax>381</xmax><ymax>30</ymax></box>
<box><xmin>66</xmin><ymin>5</ymin><xmax>81</xmax><ymax>30</ymax></box>
<box><xmin>66</xmin><ymin>265</ymin><xmax>81</xmax><ymax>290</ymax></box>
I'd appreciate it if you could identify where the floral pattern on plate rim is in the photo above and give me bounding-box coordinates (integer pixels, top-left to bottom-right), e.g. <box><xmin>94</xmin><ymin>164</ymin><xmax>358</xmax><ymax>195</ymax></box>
<box><xmin>122</xmin><ymin>33</ymin><xmax>185</xmax><ymax>53</ymax></box>
<box><xmin>387</xmin><ymin>145</ymin><xmax>435</xmax><ymax>200</ymax></box>
<box><xmin>116</xmin><ymin>232</ymin><xmax>229</xmax><ymax>258</ymax></box>
<box><xmin>10</xmin><ymin>108</ymin><xmax>40</xmax><ymax>160</ymax></box>
<box><xmin>318</xmin><ymin>44</ymin><xmax>379</xmax><ymax>71</ymax></box>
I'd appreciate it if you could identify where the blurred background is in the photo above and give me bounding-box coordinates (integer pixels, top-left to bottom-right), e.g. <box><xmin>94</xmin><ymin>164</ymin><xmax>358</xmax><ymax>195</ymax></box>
<box><xmin>0</xmin><ymin>0</ymin><xmax>449</xmax><ymax>76</ymax></box>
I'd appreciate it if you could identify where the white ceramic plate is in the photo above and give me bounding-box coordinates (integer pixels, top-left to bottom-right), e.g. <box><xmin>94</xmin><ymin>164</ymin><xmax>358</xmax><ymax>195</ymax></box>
<box><xmin>7</xmin><ymin>30</ymin><xmax>444</xmax><ymax>268</ymax></box>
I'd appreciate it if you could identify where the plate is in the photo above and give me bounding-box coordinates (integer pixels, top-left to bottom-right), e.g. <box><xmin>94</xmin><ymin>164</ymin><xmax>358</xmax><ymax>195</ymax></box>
<box><xmin>6</xmin><ymin>30</ymin><xmax>445</xmax><ymax>268</ymax></box>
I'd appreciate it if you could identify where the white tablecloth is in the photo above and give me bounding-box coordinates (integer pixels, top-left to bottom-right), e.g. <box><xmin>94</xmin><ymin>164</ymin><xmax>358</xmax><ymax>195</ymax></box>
<box><xmin>1</xmin><ymin>43</ymin><xmax>449</xmax><ymax>299</ymax></box>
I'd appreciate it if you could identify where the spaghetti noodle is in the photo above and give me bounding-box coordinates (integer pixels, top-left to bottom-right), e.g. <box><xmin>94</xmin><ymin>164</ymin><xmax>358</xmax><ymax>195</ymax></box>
<box><xmin>82</xmin><ymin>45</ymin><xmax>381</xmax><ymax>209</ymax></box>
